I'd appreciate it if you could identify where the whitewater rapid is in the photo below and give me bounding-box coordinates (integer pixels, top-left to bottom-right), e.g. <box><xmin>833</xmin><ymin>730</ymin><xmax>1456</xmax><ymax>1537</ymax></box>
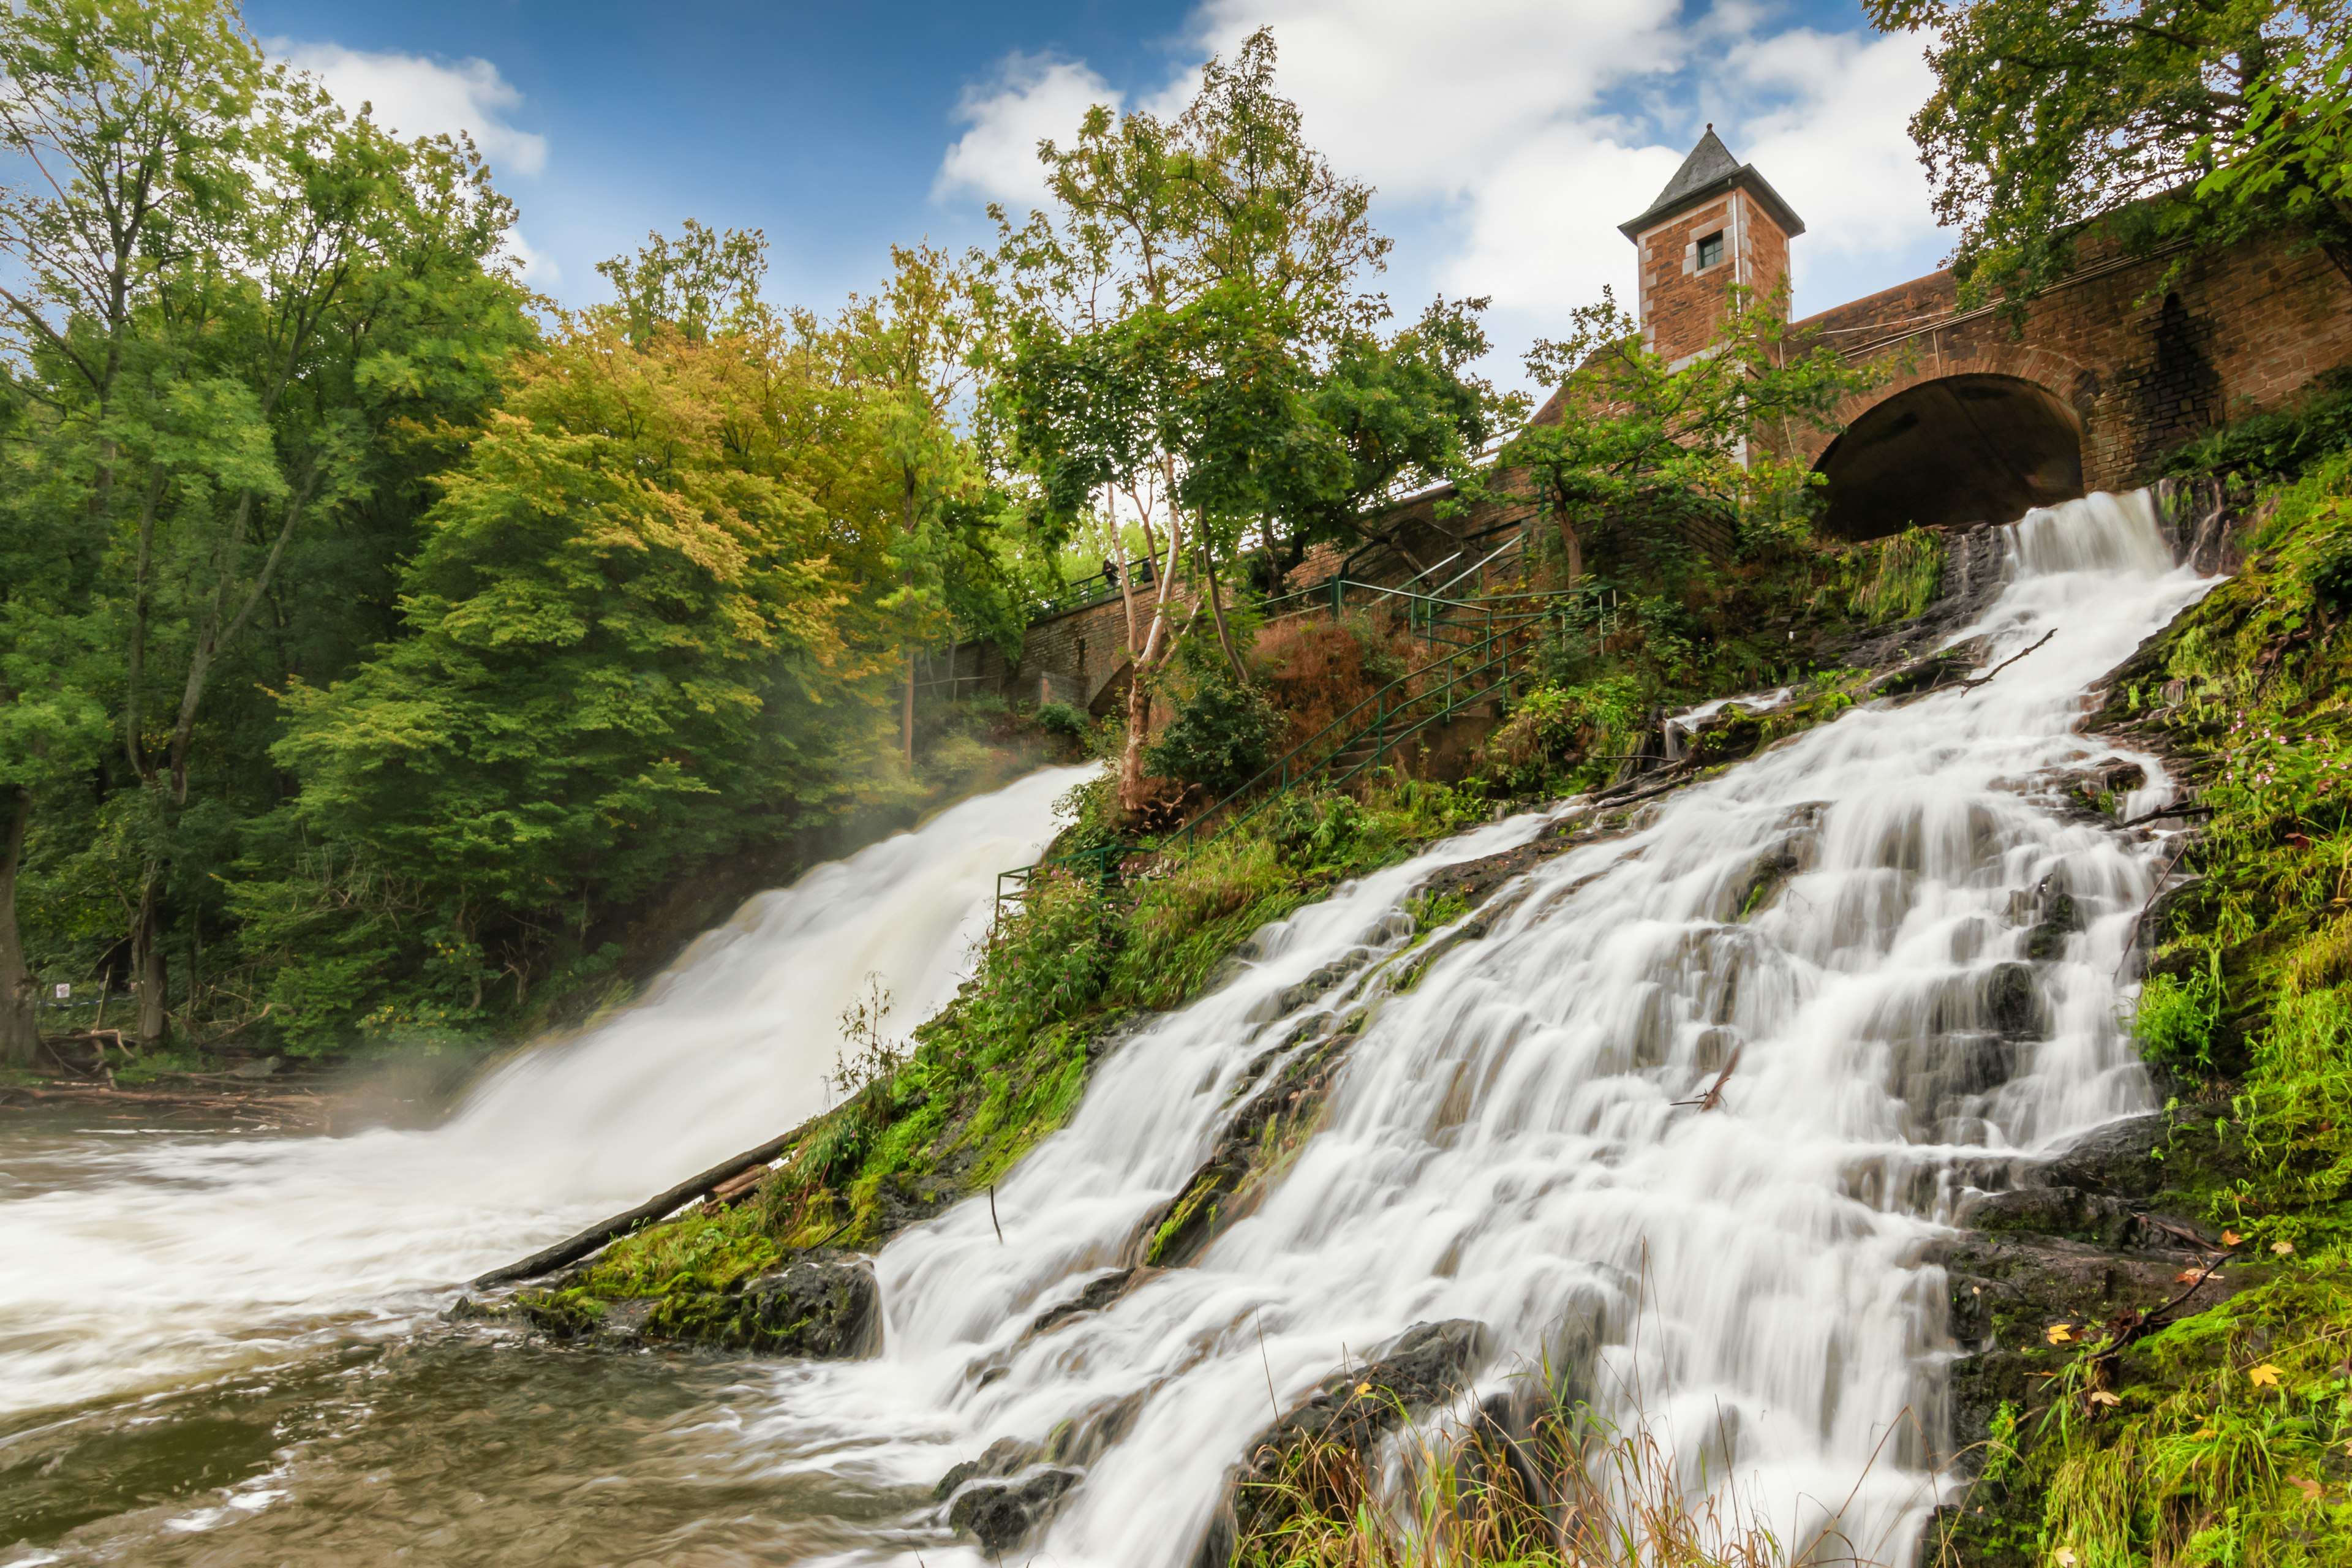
<box><xmin>0</xmin><ymin>766</ymin><xmax>1090</xmax><ymax>1420</ymax></box>
<box><xmin>721</xmin><ymin>491</ymin><xmax>2212</xmax><ymax>1567</ymax></box>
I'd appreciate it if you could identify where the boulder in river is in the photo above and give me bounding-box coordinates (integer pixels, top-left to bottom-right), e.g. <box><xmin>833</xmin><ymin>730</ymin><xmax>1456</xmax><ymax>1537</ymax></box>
<box><xmin>1194</xmin><ymin>1318</ymin><xmax>1490</xmax><ymax>1567</ymax></box>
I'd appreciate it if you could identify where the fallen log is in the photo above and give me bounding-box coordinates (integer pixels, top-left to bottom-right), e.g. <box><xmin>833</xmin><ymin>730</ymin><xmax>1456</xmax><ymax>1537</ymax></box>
<box><xmin>471</xmin><ymin>1131</ymin><xmax>800</xmax><ymax>1287</ymax></box>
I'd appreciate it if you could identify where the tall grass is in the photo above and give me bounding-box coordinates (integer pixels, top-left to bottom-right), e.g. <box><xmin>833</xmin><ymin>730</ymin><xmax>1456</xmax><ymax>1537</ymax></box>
<box><xmin>1237</xmin><ymin>1394</ymin><xmax>1895</xmax><ymax>1568</ymax></box>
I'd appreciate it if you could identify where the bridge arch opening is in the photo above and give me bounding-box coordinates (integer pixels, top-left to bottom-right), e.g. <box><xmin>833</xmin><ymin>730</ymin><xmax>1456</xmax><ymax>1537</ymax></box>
<box><xmin>1814</xmin><ymin>372</ymin><xmax>2085</xmax><ymax>541</ymax></box>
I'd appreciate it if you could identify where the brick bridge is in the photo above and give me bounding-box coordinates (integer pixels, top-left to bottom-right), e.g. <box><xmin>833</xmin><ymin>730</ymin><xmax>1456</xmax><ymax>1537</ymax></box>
<box><xmin>1791</xmin><ymin>228</ymin><xmax>2352</xmax><ymax>539</ymax></box>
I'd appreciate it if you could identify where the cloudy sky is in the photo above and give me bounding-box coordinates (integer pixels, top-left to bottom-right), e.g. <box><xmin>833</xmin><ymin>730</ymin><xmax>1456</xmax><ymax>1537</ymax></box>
<box><xmin>249</xmin><ymin>0</ymin><xmax>1949</xmax><ymax>386</ymax></box>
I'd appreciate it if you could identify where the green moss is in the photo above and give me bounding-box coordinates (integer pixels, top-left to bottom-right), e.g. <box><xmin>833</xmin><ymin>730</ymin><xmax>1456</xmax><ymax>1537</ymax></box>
<box><xmin>1958</xmin><ymin>445</ymin><xmax>2352</xmax><ymax>1564</ymax></box>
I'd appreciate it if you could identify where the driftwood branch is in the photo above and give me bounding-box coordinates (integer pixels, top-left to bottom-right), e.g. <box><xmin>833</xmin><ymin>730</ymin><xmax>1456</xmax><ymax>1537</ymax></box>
<box><xmin>1673</xmin><ymin>1044</ymin><xmax>1742</xmax><ymax>1112</ymax></box>
<box><xmin>2116</xmin><ymin>802</ymin><xmax>2212</xmax><ymax>830</ymax></box>
<box><xmin>470</xmin><ymin>1130</ymin><xmax>801</xmax><ymax>1287</ymax></box>
<box><xmin>1958</xmin><ymin>629</ymin><xmax>2056</xmax><ymax>690</ymax></box>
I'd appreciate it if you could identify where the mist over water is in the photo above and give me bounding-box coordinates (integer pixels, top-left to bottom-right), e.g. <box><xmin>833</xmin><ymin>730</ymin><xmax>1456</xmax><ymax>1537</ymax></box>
<box><xmin>0</xmin><ymin>492</ymin><xmax>2220</xmax><ymax>1566</ymax></box>
<box><xmin>0</xmin><ymin>766</ymin><xmax>1088</xmax><ymax>1423</ymax></box>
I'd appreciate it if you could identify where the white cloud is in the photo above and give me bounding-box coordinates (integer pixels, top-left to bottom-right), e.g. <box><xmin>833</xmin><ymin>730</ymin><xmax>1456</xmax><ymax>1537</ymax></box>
<box><xmin>497</xmin><ymin>227</ymin><xmax>562</xmax><ymax>288</ymax></box>
<box><xmin>936</xmin><ymin>54</ymin><xmax>1123</xmax><ymax>207</ymax></box>
<box><xmin>1729</xmin><ymin>29</ymin><xmax>1940</xmax><ymax>272</ymax></box>
<box><xmin>934</xmin><ymin>2</ymin><xmax>1947</xmax><ymax>371</ymax></box>
<box><xmin>276</xmin><ymin>41</ymin><xmax>548</xmax><ymax>178</ymax></box>
<box><xmin>1175</xmin><ymin>0</ymin><xmax>1684</xmax><ymax>200</ymax></box>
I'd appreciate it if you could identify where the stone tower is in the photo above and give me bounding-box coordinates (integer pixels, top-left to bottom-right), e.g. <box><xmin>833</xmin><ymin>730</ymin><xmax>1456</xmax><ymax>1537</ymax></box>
<box><xmin>1619</xmin><ymin>127</ymin><xmax>1805</xmax><ymax>364</ymax></box>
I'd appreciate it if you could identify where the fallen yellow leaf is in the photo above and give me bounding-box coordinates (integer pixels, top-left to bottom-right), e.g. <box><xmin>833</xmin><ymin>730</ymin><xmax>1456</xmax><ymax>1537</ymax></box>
<box><xmin>2249</xmin><ymin>1363</ymin><xmax>2284</xmax><ymax>1387</ymax></box>
<box><xmin>2046</xmin><ymin>1323</ymin><xmax>2076</xmax><ymax>1345</ymax></box>
<box><xmin>2272</xmin><ymin>1239</ymin><xmax>2296</xmax><ymax>1256</ymax></box>
<box><xmin>2223</xmin><ymin>1230</ymin><xmax>2244</xmax><ymax>1246</ymax></box>
<box><xmin>1354</xmin><ymin>1382</ymin><xmax>1372</xmax><ymax>1396</ymax></box>
<box><xmin>2192</xmin><ymin>1428</ymin><xmax>2218</xmax><ymax>1439</ymax></box>
<box><xmin>2089</xmin><ymin>1390</ymin><xmax>2122</xmax><ymax>1407</ymax></box>
<box><xmin>2056</xmin><ymin>1550</ymin><xmax>2079</xmax><ymax>1567</ymax></box>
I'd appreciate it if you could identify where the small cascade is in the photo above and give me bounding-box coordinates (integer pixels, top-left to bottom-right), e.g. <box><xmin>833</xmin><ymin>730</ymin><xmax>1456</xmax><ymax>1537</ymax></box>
<box><xmin>0</xmin><ymin>766</ymin><xmax>1089</xmax><ymax>1420</ymax></box>
<box><xmin>731</xmin><ymin>491</ymin><xmax>2218</xmax><ymax>1567</ymax></box>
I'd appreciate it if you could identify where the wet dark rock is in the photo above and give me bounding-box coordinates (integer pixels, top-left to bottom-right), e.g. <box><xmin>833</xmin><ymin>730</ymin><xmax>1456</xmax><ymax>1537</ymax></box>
<box><xmin>946</xmin><ymin>1466</ymin><xmax>1081</xmax><ymax>1551</ymax></box>
<box><xmin>1027</xmin><ymin>1267</ymin><xmax>1160</xmax><ymax>1336</ymax></box>
<box><xmin>2023</xmin><ymin>889</ymin><xmax>2082</xmax><ymax>961</ymax></box>
<box><xmin>1940</xmin><ymin>1102</ymin><xmax>2253</xmax><ymax>1473</ymax></box>
<box><xmin>1958</xmin><ymin>1185</ymin><xmax>2147</xmax><ymax>1248</ymax></box>
<box><xmin>1866</xmin><ymin>638</ymin><xmax>1989</xmax><ymax>701</ymax></box>
<box><xmin>1193</xmin><ymin>1319</ymin><xmax>1491</xmax><ymax>1567</ymax></box>
<box><xmin>1980</xmin><ymin>962</ymin><xmax>2043</xmax><ymax>1038</ymax></box>
<box><xmin>499</xmin><ymin>1252</ymin><xmax>880</xmax><ymax>1357</ymax></box>
<box><xmin>934</xmin><ymin>1435</ymin><xmax>1039</xmax><ymax>1501</ymax></box>
<box><xmin>723</xmin><ymin>1254</ymin><xmax>880</xmax><ymax>1356</ymax></box>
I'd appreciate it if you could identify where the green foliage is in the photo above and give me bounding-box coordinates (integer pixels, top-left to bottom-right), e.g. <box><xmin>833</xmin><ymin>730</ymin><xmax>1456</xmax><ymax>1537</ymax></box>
<box><xmin>1836</xmin><ymin>527</ymin><xmax>1947</xmax><ymax>625</ymax></box>
<box><xmin>2136</xmin><ymin>951</ymin><xmax>2227</xmax><ymax>1072</ymax></box>
<box><xmin>1866</xmin><ymin>0</ymin><xmax>2352</xmax><ymax>312</ymax></box>
<box><xmin>2168</xmin><ymin>370</ymin><xmax>2352</xmax><ymax>483</ymax></box>
<box><xmin>1147</xmin><ymin>667</ymin><xmax>1285</xmax><ymax>797</ymax></box>
<box><xmin>1035</xmin><ymin>701</ymin><xmax>1088</xmax><ymax>740</ymax></box>
<box><xmin>1478</xmin><ymin>675</ymin><xmax>1648</xmax><ymax>796</ymax></box>
<box><xmin>1498</xmin><ymin>283</ymin><xmax>1880</xmax><ymax>584</ymax></box>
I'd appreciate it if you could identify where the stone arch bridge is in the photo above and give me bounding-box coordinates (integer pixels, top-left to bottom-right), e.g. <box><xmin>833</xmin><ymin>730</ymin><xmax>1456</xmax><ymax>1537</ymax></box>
<box><xmin>1792</xmin><ymin>228</ymin><xmax>2352</xmax><ymax>540</ymax></box>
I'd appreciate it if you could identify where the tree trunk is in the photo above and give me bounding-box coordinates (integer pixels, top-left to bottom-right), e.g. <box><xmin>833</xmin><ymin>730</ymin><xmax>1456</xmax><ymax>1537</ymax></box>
<box><xmin>132</xmin><ymin>869</ymin><xmax>167</xmax><ymax>1049</ymax></box>
<box><xmin>1119</xmin><ymin>664</ymin><xmax>1153</xmax><ymax>813</ymax></box>
<box><xmin>1558</xmin><ymin>511</ymin><xmax>1585</xmax><ymax>587</ymax></box>
<box><xmin>0</xmin><ymin>786</ymin><xmax>36</xmax><ymax>1067</ymax></box>
<box><xmin>1199</xmin><ymin>537</ymin><xmax>1247</xmax><ymax>685</ymax></box>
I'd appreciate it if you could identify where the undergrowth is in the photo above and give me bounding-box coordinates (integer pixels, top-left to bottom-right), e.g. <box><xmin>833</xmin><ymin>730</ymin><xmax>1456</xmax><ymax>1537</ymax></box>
<box><xmin>1956</xmin><ymin>417</ymin><xmax>2352</xmax><ymax>1562</ymax></box>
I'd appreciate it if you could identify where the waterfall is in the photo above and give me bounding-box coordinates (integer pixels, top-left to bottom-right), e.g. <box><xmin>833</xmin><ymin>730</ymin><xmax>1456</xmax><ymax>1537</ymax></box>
<box><xmin>0</xmin><ymin>766</ymin><xmax>1090</xmax><ymax>1420</ymax></box>
<box><xmin>729</xmin><ymin>491</ymin><xmax>2217</xmax><ymax>1567</ymax></box>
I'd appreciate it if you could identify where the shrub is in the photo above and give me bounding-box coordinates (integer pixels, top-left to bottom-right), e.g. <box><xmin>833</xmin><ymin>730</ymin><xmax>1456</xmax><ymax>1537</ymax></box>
<box><xmin>1035</xmin><ymin>701</ymin><xmax>1088</xmax><ymax>739</ymax></box>
<box><xmin>1147</xmin><ymin>673</ymin><xmax>1284</xmax><ymax>799</ymax></box>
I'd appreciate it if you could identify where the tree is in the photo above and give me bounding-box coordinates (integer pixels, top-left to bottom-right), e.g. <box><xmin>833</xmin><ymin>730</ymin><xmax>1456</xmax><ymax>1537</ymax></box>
<box><xmin>1500</xmin><ymin>285</ymin><xmax>1879</xmax><ymax>582</ymax></box>
<box><xmin>986</xmin><ymin>27</ymin><xmax>1496</xmax><ymax>813</ymax></box>
<box><xmin>1866</xmin><ymin>0</ymin><xmax>2352</xmax><ymax>306</ymax></box>
<box><xmin>265</xmin><ymin>241</ymin><xmax>912</xmax><ymax>1047</ymax></box>
<box><xmin>835</xmin><ymin>244</ymin><xmax>1000</xmax><ymax>764</ymax></box>
<box><xmin>0</xmin><ymin>0</ymin><xmax>535</xmax><ymax>1049</ymax></box>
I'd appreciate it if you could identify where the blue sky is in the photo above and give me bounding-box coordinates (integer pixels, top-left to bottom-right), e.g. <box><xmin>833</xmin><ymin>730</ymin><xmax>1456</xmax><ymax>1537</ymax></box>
<box><xmin>247</xmin><ymin>0</ymin><xmax>1953</xmax><ymax>390</ymax></box>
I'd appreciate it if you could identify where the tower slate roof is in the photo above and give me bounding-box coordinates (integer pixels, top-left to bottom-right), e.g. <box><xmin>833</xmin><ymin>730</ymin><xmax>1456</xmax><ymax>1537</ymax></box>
<box><xmin>1618</xmin><ymin>127</ymin><xmax>1806</xmax><ymax>242</ymax></box>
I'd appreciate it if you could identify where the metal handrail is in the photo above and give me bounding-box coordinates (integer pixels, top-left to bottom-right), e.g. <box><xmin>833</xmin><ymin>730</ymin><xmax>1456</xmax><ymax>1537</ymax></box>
<box><xmin>1433</xmin><ymin>536</ymin><xmax>1525</xmax><ymax>600</ymax></box>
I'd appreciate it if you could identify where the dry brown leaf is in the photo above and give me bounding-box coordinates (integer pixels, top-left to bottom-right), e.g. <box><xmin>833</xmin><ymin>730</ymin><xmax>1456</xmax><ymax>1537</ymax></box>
<box><xmin>2223</xmin><ymin>1230</ymin><xmax>2244</xmax><ymax>1246</ymax></box>
<box><xmin>2286</xmin><ymin>1474</ymin><xmax>2323</xmax><ymax>1501</ymax></box>
<box><xmin>2272</xmin><ymin>1239</ymin><xmax>2296</xmax><ymax>1256</ymax></box>
<box><xmin>2089</xmin><ymin>1390</ymin><xmax>2122</xmax><ymax>1407</ymax></box>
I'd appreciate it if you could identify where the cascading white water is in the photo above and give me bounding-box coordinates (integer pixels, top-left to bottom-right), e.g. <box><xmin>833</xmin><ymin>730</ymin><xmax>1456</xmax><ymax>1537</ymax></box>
<box><xmin>0</xmin><ymin>766</ymin><xmax>1089</xmax><ymax>1420</ymax></box>
<box><xmin>728</xmin><ymin>491</ymin><xmax>2215</xmax><ymax>1568</ymax></box>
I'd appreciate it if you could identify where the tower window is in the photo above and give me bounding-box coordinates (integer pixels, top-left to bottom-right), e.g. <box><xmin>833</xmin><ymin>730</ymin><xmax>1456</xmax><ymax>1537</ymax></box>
<box><xmin>1697</xmin><ymin>231</ymin><xmax>1725</xmax><ymax>270</ymax></box>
